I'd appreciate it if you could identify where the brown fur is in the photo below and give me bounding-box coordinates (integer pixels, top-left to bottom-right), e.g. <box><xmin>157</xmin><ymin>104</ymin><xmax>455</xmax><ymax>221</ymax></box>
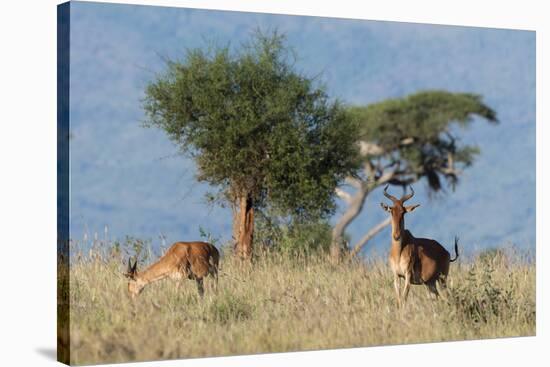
<box><xmin>124</xmin><ymin>241</ymin><xmax>219</xmax><ymax>298</ymax></box>
<box><xmin>381</xmin><ymin>186</ymin><xmax>458</xmax><ymax>307</ymax></box>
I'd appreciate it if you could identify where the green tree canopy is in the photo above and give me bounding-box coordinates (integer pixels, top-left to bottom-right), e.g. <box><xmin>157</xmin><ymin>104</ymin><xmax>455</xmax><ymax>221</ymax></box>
<box><xmin>143</xmin><ymin>31</ymin><xmax>359</xmax><ymax>259</ymax></box>
<box><xmin>348</xmin><ymin>91</ymin><xmax>498</xmax><ymax>191</ymax></box>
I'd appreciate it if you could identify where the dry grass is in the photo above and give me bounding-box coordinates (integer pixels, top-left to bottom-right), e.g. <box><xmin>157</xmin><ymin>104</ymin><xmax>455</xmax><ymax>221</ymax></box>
<box><xmin>65</xmin><ymin>245</ymin><xmax>535</xmax><ymax>365</ymax></box>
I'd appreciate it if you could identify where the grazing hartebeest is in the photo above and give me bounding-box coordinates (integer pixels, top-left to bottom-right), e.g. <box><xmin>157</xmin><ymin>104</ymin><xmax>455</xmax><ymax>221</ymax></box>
<box><xmin>380</xmin><ymin>185</ymin><xmax>458</xmax><ymax>307</ymax></box>
<box><xmin>124</xmin><ymin>241</ymin><xmax>219</xmax><ymax>298</ymax></box>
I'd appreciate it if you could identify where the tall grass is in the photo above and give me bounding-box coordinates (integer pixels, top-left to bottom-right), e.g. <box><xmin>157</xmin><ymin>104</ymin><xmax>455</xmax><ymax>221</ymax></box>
<box><xmin>65</xmin><ymin>241</ymin><xmax>535</xmax><ymax>365</ymax></box>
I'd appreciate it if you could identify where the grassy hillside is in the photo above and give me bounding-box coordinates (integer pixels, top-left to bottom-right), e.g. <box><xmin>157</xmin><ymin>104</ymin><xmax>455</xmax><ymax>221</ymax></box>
<box><xmin>65</xmin><ymin>245</ymin><xmax>535</xmax><ymax>365</ymax></box>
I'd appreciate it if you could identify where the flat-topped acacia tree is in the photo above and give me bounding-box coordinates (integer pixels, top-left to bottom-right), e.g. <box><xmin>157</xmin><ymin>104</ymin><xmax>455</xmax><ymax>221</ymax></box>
<box><xmin>143</xmin><ymin>31</ymin><xmax>359</xmax><ymax>260</ymax></box>
<box><xmin>331</xmin><ymin>91</ymin><xmax>498</xmax><ymax>261</ymax></box>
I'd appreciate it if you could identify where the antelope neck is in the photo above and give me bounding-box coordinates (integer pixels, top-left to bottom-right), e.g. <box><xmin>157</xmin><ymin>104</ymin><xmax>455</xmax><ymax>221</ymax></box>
<box><xmin>391</xmin><ymin>236</ymin><xmax>403</xmax><ymax>253</ymax></box>
<box><xmin>136</xmin><ymin>262</ymin><xmax>169</xmax><ymax>284</ymax></box>
<box><xmin>390</xmin><ymin>219</ymin><xmax>406</xmax><ymax>252</ymax></box>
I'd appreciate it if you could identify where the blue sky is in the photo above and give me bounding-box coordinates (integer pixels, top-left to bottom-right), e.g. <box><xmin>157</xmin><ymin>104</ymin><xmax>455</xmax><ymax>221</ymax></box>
<box><xmin>67</xmin><ymin>1</ymin><xmax>535</xmax><ymax>256</ymax></box>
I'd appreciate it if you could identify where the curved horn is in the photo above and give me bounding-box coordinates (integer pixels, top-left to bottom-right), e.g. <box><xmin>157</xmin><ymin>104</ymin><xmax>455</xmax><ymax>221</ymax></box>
<box><xmin>131</xmin><ymin>259</ymin><xmax>138</xmax><ymax>273</ymax></box>
<box><xmin>401</xmin><ymin>185</ymin><xmax>415</xmax><ymax>202</ymax></box>
<box><xmin>383</xmin><ymin>185</ymin><xmax>399</xmax><ymax>203</ymax></box>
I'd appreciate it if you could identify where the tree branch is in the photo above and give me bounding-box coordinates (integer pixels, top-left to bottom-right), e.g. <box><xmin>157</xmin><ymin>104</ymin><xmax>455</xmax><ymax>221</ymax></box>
<box><xmin>440</xmin><ymin>152</ymin><xmax>461</xmax><ymax>175</ymax></box>
<box><xmin>400</xmin><ymin>137</ymin><xmax>415</xmax><ymax>146</ymax></box>
<box><xmin>375</xmin><ymin>170</ymin><xmax>396</xmax><ymax>185</ymax></box>
<box><xmin>349</xmin><ymin>217</ymin><xmax>391</xmax><ymax>258</ymax></box>
<box><xmin>334</xmin><ymin>188</ymin><xmax>353</xmax><ymax>204</ymax></box>
<box><xmin>344</xmin><ymin>176</ymin><xmax>363</xmax><ymax>189</ymax></box>
<box><xmin>363</xmin><ymin>160</ymin><xmax>376</xmax><ymax>180</ymax></box>
<box><xmin>358</xmin><ymin>141</ymin><xmax>384</xmax><ymax>156</ymax></box>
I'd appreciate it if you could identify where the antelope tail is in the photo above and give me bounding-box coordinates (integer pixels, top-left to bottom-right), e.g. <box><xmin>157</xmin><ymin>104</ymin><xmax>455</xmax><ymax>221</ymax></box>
<box><xmin>450</xmin><ymin>236</ymin><xmax>459</xmax><ymax>262</ymax></box>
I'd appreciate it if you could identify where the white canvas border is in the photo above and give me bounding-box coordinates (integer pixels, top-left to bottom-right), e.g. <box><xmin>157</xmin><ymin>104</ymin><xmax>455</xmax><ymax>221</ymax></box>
<box><xmin>0</xmin><ymin>1</ymin><xmax>545</xmax><ymax>366</ymax></box>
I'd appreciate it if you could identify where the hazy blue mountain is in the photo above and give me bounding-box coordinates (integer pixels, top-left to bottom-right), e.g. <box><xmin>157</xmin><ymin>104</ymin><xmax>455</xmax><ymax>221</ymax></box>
<box><xmin>67</xmin><ymin>2</ymin><xmax>535</xmax><ymax>256</ymax></box>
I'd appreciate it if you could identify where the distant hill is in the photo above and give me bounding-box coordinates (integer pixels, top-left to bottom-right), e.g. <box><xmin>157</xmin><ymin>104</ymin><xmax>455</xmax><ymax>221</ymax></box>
<box><xmin>67</xmin><ymin>3</ymin><xmax>535</xmax><ymax>254</ymax></box>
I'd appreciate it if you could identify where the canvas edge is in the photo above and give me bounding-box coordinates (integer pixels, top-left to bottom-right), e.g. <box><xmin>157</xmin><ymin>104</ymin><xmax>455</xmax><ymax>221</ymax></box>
<box><xmin>57</xmin><ymin>1</ymin><xmax>71</xmax><ymax>365</ymax></box>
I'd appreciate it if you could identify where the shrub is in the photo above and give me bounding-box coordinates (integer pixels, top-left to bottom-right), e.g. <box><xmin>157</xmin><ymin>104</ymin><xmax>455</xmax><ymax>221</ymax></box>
<box><xmin>255</xmin><ymin>214</ymin><xmax>332</xmax><ymax>256</ymax></box>
<box><xmin>207</xmin><ymin>293</ymin><xmax>253</xmax><ymax>324</ymax></box>
<box><xmin>447</xmin><ymin>257</ymin><xmax>514</xmax><ymax>324</ymax></box>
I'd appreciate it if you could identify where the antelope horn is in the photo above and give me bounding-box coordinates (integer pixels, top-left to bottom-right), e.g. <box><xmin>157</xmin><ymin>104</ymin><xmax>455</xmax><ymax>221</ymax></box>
<box><xmin>401</xmin><ymin>185</ymin><xmax>415</xmax><ymax>202</ymax></box>
<box><xmin>383</xmin><ymin>185</ymin><xmax>399</xmax><ymax>203</ymax></box>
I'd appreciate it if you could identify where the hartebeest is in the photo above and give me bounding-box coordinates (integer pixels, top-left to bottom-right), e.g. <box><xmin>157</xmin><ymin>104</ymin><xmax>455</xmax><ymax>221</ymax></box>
<box><xmin>380</xmin><ymin>185</ymin><xmax>458</xmax><ymax>307</ymax></box>
<box><xmin>124</xmin><ymin>241</ymin><xmax>219</xmax><ymax>298</ymax></box>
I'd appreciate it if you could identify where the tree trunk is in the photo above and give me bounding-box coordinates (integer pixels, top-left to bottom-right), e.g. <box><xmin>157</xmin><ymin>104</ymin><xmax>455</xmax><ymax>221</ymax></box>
<box><xmin>232</xmin><ymin>205</ymin><xmax>241</xmax><ymax>247</ymax></box>
<box><xmin>233</xmin><ymin>194</ymin><xmax>254</xmax><ymax>260</ymax></box>
<box><xmin>330</xmin><ymin>183</ymin><xmax>369</xmax><ymax>263</ymax></box>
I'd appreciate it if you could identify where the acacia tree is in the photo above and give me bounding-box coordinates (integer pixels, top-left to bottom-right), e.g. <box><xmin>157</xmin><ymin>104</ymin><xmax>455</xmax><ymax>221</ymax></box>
<box><xmin>143</xmin><ymin>31</ymin><xmax>359</xmax><ymax>260</ymax></box>
<box><xmin>330</xmin><ymin>91</ymin><xmax>498</xmax><ymax>261</ymax></box>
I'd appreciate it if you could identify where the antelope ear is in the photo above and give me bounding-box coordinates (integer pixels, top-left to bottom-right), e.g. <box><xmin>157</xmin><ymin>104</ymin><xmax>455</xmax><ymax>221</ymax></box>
<box><xmin>405</xmin><ymin>204</ymin><xmax>420</xmax><ymax>213</ymax></box>
<box><xmin>124</xmin><ymin>258</ymin><xmax>137</xmax><ymax>279</ymax></box>
<box><xmin>380</xmin><ymin>203</ymin><xmax>391</xmax><ymax>212</ymax></box>
<box><xmin>125</xmin><ymin>258</ymin><xmax>132</xmax><ymax>275</ymax></box>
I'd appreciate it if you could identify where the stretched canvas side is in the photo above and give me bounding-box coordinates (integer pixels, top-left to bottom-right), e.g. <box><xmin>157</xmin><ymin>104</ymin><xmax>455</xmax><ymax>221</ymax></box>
<box><xmin>57</xmin><ymin>2</ymin><xmax>71</xmax><ymax>365</ymax></box>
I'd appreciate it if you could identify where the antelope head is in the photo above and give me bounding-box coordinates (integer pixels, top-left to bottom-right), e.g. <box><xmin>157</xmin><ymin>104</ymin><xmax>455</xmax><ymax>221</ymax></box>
<box><xmin>380</xmin><ymin>185</ymin><xmax>420</xmax><ymax>241</ymax></box>
<box><xmin>124</xmin><ymin>258</ymin><xmax>144</xmax><ymax>298</ymax></box>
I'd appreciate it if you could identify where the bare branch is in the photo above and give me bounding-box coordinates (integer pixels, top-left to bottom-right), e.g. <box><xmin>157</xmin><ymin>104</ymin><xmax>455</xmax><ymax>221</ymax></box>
<box><xmin>376</xmin><ymin>169</ymin><xmax>397</xmax><ymax>185</ymax></box>
<box><xmin>400</xmin><ymin>137</ymin><xmax>415</xmax><ymax>146</ymax></box>
<box><xmin>448</xmin><ymin>152</ymin><xmax>454</xmax><ymax>169</ymax></box>
<box><xmin>331</xmin><ymin>182</ymin><xmax>370</xmax><ymax>258</ymax></box>
<box><xmin>440</xmin><ymin>152</ymin><xmax>461</xmax><ymax>175</ymax></box>
<box><xmin>382</xmin><ymin>159</ymin><xmax>399</xmax><ymax>170</ymax></box>
<box><xmin>344</xmin><ymin>176</ymin><xmax>363</xmax><ymax>189</ymax></box>
<box><xmin>349</xmin><ymin>217</ymin><xmax>391</xmax><ymax>258</ymax></box>
<box><xmin>334</xmin><ymin>188</ymin><xmax>353</xmax><ymax>204</ymax></box>
<box><xmin>441</xmin><ymin>167</ymin><xmax>461</xmax><ymax>175</ymax></box>
<box><xmin>363</xmin><ymin>160</ymin><xmax>376</xmax><ymax>180</ymax></box>
<box><xmin>387</xmin><ymin>177</ymin><xmax>417</xmax><ymax>186</ymax></box>
<box><xmin>358</xmin><ymin>141</ymin><xmax>384</xmax><ymax>156</ymax></box>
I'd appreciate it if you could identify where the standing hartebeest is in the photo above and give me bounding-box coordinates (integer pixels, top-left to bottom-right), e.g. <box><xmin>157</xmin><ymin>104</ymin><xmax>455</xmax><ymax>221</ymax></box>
<box><xmin>124</xmin><ymin>241</ymin><xmax>219</xmax><ymax>298</ymax></box>
<box><xmin>380</xmin><ymin>185</ymin><xmax>458</xmax><ymax>307</ymax></box>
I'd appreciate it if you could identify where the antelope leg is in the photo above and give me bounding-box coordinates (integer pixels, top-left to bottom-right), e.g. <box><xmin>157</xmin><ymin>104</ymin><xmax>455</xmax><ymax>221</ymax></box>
<box><xmin>426</xmin><ymin>281</ymin><xmax>439</xmax><ymax>300</ymax></box>
<box><xmin>393</xmin><ymin>274</ymin><xmax>402</xmax><ymax>308</ymax></box>
<box><xmin>402</xmin><ymin>273</ymin><xmax>412</xmax><ymax>304</ymax></box>
<box><xmin>196</xmin><ymin>278</ymin><xmax>204</xmax><ymax>297</ymax></box>
<box><xmin>438</xmin><ymin>276</ymin><xmax>450</xmax><ymax>301</ymax></box>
